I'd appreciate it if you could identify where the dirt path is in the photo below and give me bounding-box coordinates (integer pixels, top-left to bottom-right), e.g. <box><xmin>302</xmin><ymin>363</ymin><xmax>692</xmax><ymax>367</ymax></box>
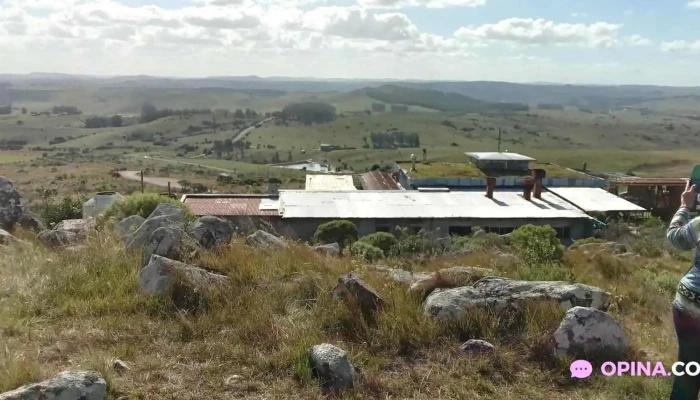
<box><xmin>119</xmin><ymin>170</ymin><xmax>183</xmax><ymax>189</ymax></box>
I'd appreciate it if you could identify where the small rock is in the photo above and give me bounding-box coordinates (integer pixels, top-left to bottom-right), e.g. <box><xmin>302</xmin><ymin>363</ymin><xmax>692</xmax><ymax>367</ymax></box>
<box><xmin>409</xmin><ymin>266</ymin><xmax>495</xmax><ymax>295</ymax></box>
<box><xmin>36</xmin><ymin>230</ymin><xmax>83</xmax><ymax>248</ymax></box>
<box><xmin>224</xmin><ymin>375</ymin><xmax>243</xmax><ymax>385</ymax></box>
<box><xmin>245</xmin><ymin>230</ymin><xmax>285</xmax><ymax>248</ymax></box>
<box><xmin>139</xmin><ymin>255</ymin><xmax>227</xmax><ymax>298</ymax></box>
<box><xmin>112</xmin><ymin>359</ymin><xmax>129</xmax><ymax>374</ymax></box>
<box><xmin>0</xmin><ymin>370</ymin><xmax>106</xmax><ymax>400</ymax></box>
<box><xmin>553</xmin><ymin>306</ymin><xmax>629</xmax><ymax>357</ymax></box>
<box><xmin>331</xmin><ymin>273</ymin><xmax>384</xmax><ymax>318</ymax></box>
<box><xmin>115</xmin><ymin>215</ymin><xmax>145</xmax><ymax>239</ymax></box>
<box><xmin>367</xmin><ymin>265</ymin><xmax>430</xmax><ymax>286</ymax></box>
<box><xmin>191</xmin><ymin>216</ymin><xmax>235</xmax><ymax>250</ymax></box>
<box><xmin>308</xmin><ymin>344</ymin><xmax>356</xmax><ymax>392</ymax></box>
<box><xmin>460</xmin><ymin>339</ymin><xmax>495</xmax><ymax>355</ymax></box>
<box><xmin>314</xmin><ymin>242</ymin><xmax>340</xmax><ymax>256</ymax></box>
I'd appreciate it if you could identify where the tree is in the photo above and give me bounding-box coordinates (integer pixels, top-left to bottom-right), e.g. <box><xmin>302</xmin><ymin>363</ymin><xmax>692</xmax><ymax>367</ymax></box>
<box><xmin>212</xmin><ymin>141</ymin><xmax>224</xmax><ymax>158</ymax></box>
<box><xmin>281</xmin><ymin>102</ymin><xmax>336</xmax><ymax>125</ymax></box>
<box><xmin>21</xmin><ymin>107</ymin><xmax>27</xmax><ymax>114</ymax></box>
<box><xmin>223</xmin><ymin>139</ymin><xmax>234</xmax><ymax>156</ymax></box>
<box><xmin>234</xmin><ymin>109</ymin><xmax>245</xmax><ymax>119</ymax></box>
<box><xmin>111</xmin><ymin>115</ymin><xmax>123</xmax><ymax>127</ymax></box>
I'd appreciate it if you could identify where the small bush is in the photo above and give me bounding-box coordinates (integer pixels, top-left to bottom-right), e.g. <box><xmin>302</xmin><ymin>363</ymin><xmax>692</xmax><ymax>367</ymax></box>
<box><xmin>100</xmin><ymin>193</ymin><xmax>194</xmax><ymax>223</ymax></box>
<box><xmin>388</xmin><ymin>227</ymin><xmax>443</xmax><ymax>257</ymax></box>
<box><xmin>358</xmin><ymin>232</ymin><xmax>398</xmax><ymax>255</ymax></box>
<box><xmin>511</xmin><ymin>225</ymin><xmax>563</xmax><ymax>266</ymax></box>
<box><xmin>41</xmin><ymin>196</ymin><xmax>85</xmax><ymax>228</ymax></box>
<box><xmin>349</xmin><ymin>241</ymin><xmax>385</xmax><ymax>262</ymax></box>
<box><xmin>569</xmin><ymin>237</ymin><xmax>604</xmax><ymax>249</ymax></box>
<box><xmin>312</xmin><ymin>220</ymin><xmax>358</xmax><ymax>249</ymax></box>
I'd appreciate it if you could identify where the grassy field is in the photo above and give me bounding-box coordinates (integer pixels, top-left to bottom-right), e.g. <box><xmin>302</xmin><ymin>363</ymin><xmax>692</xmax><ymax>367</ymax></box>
<box><xmin>0</xmin><ymin>219</ymin><xmax>686</xmax><ymax>399</ymax></box>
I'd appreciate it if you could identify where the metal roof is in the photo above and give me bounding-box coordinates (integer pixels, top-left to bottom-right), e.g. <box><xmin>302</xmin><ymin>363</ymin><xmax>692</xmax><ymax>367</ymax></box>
<box><xmin>465</xmin><ymin>152</ymin><xmax>536</xmax><ymax>161</ymax></box>
<box><xmin>547</xmin><ymin>187</ymin><xmax>647</xmax><ymax>213</ymax></box>
<box><xmin>305</xmin><ymin>175</ymin><xmax>356</xmax><ymax>191</ymax></box>
<box><xmin>182</xmin><ymin>194</ymin><xmax>280</xmax><ymax>217</ymax></box>
<box><xmin>277</xmin><ymin>189</ymin><xmax>590</xmax><ymax>220</ymax></box>
<box><xmin>361</xmin><ymin>171</ymin><xmax>401</xmax><ymax>190</ymax></box>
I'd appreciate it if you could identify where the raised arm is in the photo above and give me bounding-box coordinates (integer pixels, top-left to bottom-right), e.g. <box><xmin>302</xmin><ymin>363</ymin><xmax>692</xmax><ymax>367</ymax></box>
<box><xmin>668</xmin><ymin>182</ymin><xmax>700</xmax><ymax>251</ymax></box>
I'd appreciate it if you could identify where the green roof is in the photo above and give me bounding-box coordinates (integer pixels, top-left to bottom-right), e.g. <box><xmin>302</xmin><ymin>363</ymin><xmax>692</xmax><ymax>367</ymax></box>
<box><xmin>397</xmin><ymin>161</ymin><xmax>587</xmax><ymax>179</ymax></box>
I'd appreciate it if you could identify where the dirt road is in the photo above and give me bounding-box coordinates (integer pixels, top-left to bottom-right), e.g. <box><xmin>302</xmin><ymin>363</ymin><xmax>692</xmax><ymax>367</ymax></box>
<box><xmin>119</xmin><ymin>170</ymin><xmax>183</xmax><ymax>189</ymax></box>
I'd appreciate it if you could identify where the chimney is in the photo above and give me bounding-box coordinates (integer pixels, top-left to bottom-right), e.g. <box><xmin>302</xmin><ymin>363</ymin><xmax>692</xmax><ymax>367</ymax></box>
<box><xmin>523</xmin><ymin>177</ymin><xmax>534</xmax><ymax>201</ymax></box>
<box><xmin>486</xmin><ymin>177</ymin><xmax>496</xmax><ymax>199</ymax></box>
<box><xmin>532</xmin><ymin>169</ymin><xmax>546</xmax><ymax>199</ymax></box>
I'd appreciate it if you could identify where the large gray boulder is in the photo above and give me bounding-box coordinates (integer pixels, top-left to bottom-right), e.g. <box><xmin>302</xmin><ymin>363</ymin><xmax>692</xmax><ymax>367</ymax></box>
<box><xmin>55</xmin><ymin>218</ymin><xmax>95</xmax><ymax>234</ymax></box>
<box><xmin>409</xmin><ymin>266</ymin><xmax>495</xmax><ymax>296</ymax></box>
<box><xmin>142</xmin><ymin>225</ymin><xmax>193</xmax><ymax>265</ymax></box>
<box><xmin>0</xmin><ymin>177</ymin><xmax>24</xmax><ymax>230</ymax></box>
<box><xmin>308</xmin><ymin>344</ymin><xmax>356</xmax><ymax>392</ymax></box>
<box><xmin>331</xmin><ymin>273</ymin><xmax>384</xmax><ymax>318</ymax></box>
<box><xmin>314</xmin><ymin>242</ymin><xmax>340</xmax><ymax>256</ymax></box>
<box><xmin>424</xmin><ymin>277</ymin><xmax>611</xmax><ymax>322</ymax></box>
<box><xmin>553</xmin><ymin>306</ymin><xmax>629</xmax><ymax>357</ymax></box>
<box><xmin>0</xmin><ymin>370</ymin><xmax>106</xmax><ymax>400</ymax></box>
<box><xmin>190</xmin><ymin>216</ymin><xmax>235</xmax><ymax>250</ymax></box>
<box><xmin>245</xmin><ymin>230</ymin><xmax>285</xmax><ymax>248</ymax></box>
<box><xmin>139</xmin><ymin>255</ymin><xmax>227</xmax><ymax>296</ymax></box>
<box><xmin>126</xmin><ymin>204</ymin><xmax>185</xmax><ymax>252</ymax></box>
<box><xmin>36</xmin><ymin>230</ymin><xmax>83</xmax><ymax>248</ymax></box>
<box><xmin>115</xmin><ymin>215</ymin><xmax>146</xmax><ymax>239</ymax></box>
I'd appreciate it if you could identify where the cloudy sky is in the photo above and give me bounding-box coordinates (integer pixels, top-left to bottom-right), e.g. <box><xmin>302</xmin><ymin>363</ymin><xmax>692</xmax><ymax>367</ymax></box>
<box><xmin>1</xmin><ymin>0</ymin><xmax>699</xmax><ymax>85</ymax></box>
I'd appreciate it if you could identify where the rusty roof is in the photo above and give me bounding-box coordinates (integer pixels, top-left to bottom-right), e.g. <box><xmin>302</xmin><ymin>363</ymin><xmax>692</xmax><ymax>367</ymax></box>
<box><xmin>608</xmin><ymin>177</ymin><xmax>687</xmax><ymax>186</ymax></box>
<box><xmin>361</xmin><ymin>171</ymin><xmax>401</xmax><ymax>190</ymax></box>
<box><xmin>182</xmin><ymin>194</ymin><xmax>280</xmax><ymax>217</ymax></box>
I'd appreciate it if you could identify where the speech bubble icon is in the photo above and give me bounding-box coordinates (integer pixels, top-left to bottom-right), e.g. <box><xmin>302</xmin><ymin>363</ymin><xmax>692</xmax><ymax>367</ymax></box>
<box><xmin>570</xmin><ymin>360</ymin><xmax>593</xmax><ymax>379</ymax></box>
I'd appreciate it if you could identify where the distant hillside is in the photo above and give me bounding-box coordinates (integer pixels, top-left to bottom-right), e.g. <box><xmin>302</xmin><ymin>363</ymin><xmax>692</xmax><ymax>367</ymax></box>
<box><xmin>363</xmin><ymin>85</ymin><xmax>529</xmax><ymax>113</ymax></box>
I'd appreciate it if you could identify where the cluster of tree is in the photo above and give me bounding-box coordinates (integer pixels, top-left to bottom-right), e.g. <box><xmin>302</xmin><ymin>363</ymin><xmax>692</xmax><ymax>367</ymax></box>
<box><xmin>537</xmin><ymin>103</ymin><xmax>564</xmax><ymax>110</ymax></box>
<box><xmin>212</xmin><ymin>139</ymin><xmax>249</xmax><ymax>158</ymax></box>
<box><xmin>280</xmin><ymin>102</ymin><xmax>336</xmax><ymax>125</ymax></box>
<box><xmin>52</xmin><ymin>105</ymin><xmax>82</xmax><ymax>115</ymax></box>
<box><xmin>232</xmin><ymin>108</ymin><xmax>259</xmax><ymax>119</ymax></box>
<box><xmin>84</xmin><ymin>115</ymin><xmax>123</xmax><ymax>128</ymax></box>
<box><xmin>0</xmin><ymin>139</ymin><xmax>27</xmax><ymax>150</ymax></box>
<box><xmin>0</xmin><ymin>105</ymin><xmax>11</xmax><ymax>115</ymax></box>
<box><xmin>366</xmin><ymin>86</ymin><xmax>529</xmax><ymax>113</ymax></box>
<box><xmin>140</xmin><ymin>103</ymin><xmax>212</xmax><ymax>124</ymax></box>
<box><xmin>391</xmin><ymin>104</ymin><xmax>408</xmax><ymax>113</ymax></box>
<box><xmin>125</xmin><ymin>131</ymin><xmax>155</xmax><ymax>142</ymax></box>
<box><xmin>371</xmin><ymin>103</ymin><xmax>386</xmax><ymax>112</ymax></box>
<box><xmin>369</xmin><ymin>132</ymin><xmax>420</xmax><ymax>149</ymax></box>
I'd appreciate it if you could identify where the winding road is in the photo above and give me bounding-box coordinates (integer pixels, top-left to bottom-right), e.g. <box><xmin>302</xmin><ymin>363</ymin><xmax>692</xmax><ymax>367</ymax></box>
<box><xmin>119</xmin><ymin>170</ymin><xmax>183</xmax><ymax>189</ymax></box>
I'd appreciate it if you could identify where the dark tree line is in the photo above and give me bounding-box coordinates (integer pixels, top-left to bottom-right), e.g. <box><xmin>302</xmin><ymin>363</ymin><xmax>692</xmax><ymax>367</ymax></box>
<box><xmin>140</xmin><ymin>103</ymin><xmax>211</xmax><ymax>124</ymax></box>
<box><xmin>212</xmin><ymin>139</ymin><xmax>248</xmax><ymax>158</ymax></box>
<box><xmin>52</xmin><ymin>105</ymin><xmax>82</xmax><ymax>115</ymax></box>
<box><xmin>281</xmin><ymin>102</ymin><xmax>336</xmax><ymax>125</ymax></box>
<box><xmin>84</xmin><ymin>115</ymin><xmax>123</xmax><ymax>128</ymax></box>
<box><xmin>0</xmin><ymin>105</ymin><xmax>10</xmax><ymax>115</ymax></box>
<box><xmin>370</xmin><ymin>132</ymin><xmax>420</xmax><ymax>149</ymax></box>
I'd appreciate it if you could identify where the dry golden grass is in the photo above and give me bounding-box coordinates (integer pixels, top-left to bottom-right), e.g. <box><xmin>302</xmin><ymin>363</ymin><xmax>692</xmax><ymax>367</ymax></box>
<box><xmin>0</xmin><ymin>230</ymin><xmax>684</xmax><ymax>399</ymax></box>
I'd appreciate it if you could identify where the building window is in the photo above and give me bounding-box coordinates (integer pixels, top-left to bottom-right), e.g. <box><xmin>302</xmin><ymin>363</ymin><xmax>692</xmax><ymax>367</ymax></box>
<box><xmin>484</xmin><ymin>227</ymin><xmax>515</xmax><ymax>235</ymax></box>
<box><xmin>376</xmin><ymin>226</ymin><xmax>391</xmax><ymax>233</ymax></box>
<box><xmin>449</xmin><ymin>226</ymin><xmax>472</xmax><ymax>236</ymax></box>
<box><xmin>555</xmin><ymin>227</ymin><xmax>571</xmax><ymax>240</ymax></box>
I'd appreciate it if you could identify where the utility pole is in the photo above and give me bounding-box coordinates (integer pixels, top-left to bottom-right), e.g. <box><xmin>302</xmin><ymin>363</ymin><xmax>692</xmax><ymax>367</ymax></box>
<box><xmin>497</xmin><ymin>128</ymin><xmax>502</xmax><ymax>153</ymax></box>
<box><xmin>140</xmin><ymin>171</ymin><xmax>144</xmax><ymax>193</ymax></box>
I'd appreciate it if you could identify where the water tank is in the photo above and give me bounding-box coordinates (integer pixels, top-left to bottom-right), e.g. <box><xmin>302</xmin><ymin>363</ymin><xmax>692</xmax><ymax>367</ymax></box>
<box><xmin>83</xmin><ymin>192</ymin><xmax>123</xmax><ymax>219</ymax></box>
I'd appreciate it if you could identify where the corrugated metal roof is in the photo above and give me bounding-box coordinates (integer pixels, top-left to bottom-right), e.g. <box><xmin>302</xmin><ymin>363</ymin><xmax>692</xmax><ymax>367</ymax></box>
<box><xmin>361</xmin><ymin>171</ymin><xmax>401</xmax><ymax>190</ymax></box>
<box><xmin>547</xmin><ymin>187</ymin><xmax>647</xmax><ymax>213</ymax></box>
<box><xmin>182</xmin><ymin>195</ymin><xmax>280</xmax><ymax>216</ymax></box>
<box><xmin>465</xmin><ymin>152</ymin><xmax>536</xmax><ymax>161</ymax></box>
<box><xmin>277</xmin><ymin>189</ymin><xmax>590</xmax><ymax>220</ymax></box>
<box><xmin>305</xmin><ymin>175</ymin><xmax>356</xmax><ymax>191</ymax></box>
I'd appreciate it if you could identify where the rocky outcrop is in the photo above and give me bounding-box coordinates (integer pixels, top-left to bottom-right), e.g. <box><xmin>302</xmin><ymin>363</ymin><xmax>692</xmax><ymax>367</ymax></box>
<box><xmin>139</xmin><ymin>255</ymin><xmax>227</xmax><ymax>297</ymax></box>
<box><xmin>553</xmin><ymin>306</ymin><xmax>629</xmax><ymax>357</ymax></box>
<box><xmin>460</xmin><ymin>339</ymin><xmax>495</xmax><ymax>355</ymax></box>
<box><xmin>115</xmin><ymin>215</ymin><xmax>145</xmax><ymax>239</ymax></box>
<box><xmin>331</xmin><ymin>273</ymin><xmax>384</xmax><ymax>318</ymax></box>
<box><xmin>314</xmin><ymin>242</ymin><xmax>340</xmax><ymax>256</ymax></box>
<box><xmin>424</xmin><ymin>277</ymin><xmax>611</xmax><ymax>322</ymax></box>
<box><xmin>142</xmin><ymin>225</ymin><xmax>194</xmax><ymax>265</ymax></box>
<box><xmin>0</xmin><ymin>370</ymin><xmax>106</xmax><ymax>400</ymax></box>
<box><xmin>36</xmin><ymin>230</ymin><xmax>83</xmax><ymax>248</ymax></box>
<box><xmin>190</xmin><ymin>216</ymin><xmax>235</xmax><ymax>250</ymax></box>
<box><xmin>409</xmin><ymin>266</ymin><xmax>495</xmax><ymax>296</ymax></box>
<box><xmin>126</xmin><ymin>204</ymin><xmax>185</xmax><ymax>252</ymax></box>
<box><xmin>245</xmin><ymin>230</ymin><xmax>285</xmax><ymax>248</ymax></box>
<box><xmin>308</xmin><ymin>344</ymin><xmax>356</xmax><ymax>392</ymax></box>
<box><xmin>366</xmin><ymin>265</ymin><xmax>430</xmax><ymax>286</ymax></box>
<box><xmin>55</xmin><ymin>218</ymin><xmax>95</xmax><ymax>234</ymax></box>
<box><xmin>0</xmin><ymin>177</ymin><xmax>24</xmax><ymax>231</ymax></box>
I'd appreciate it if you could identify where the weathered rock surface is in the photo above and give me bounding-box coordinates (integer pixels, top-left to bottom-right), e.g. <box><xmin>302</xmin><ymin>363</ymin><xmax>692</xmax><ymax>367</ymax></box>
<box><xmin>126</xmin><ymin>204</ymin><xmax>185</xmax><ymax>252</ymax></box>
<box><xmin>308</xmin><ymin>344</ymin><xmax>356</xmax><ymax>392</ymax></box>
<box><xmin>36</xmin><ymin>230</ymin><xmax>83</xmax><ymax>248</ymax></box>
<box><xmin>245</xmin><ymin>230</ymin><xmax>285</xmax><ymax>248</ymax></box>
<box><xmin>366</xmin><ymin>265</ymin><xmax>430</xmax><ymax>286</ymax></box>
<box><xmin>331</xmin><ymin>273</ymin><xmax>384</xmax><ymax>318</ymax></box>
<box><xmin>18</xmin><ymin>210</ymin><xmax>45</xmax><ymax>231</ymax></box>
<box><xmin>142</xmin><ymin>225</ymin><xmax>191</xmax><ymax>265</ymax></box>
<box><xmin>139</xmin><ymin>255</ymin><xmax>227</xmax><ymax>296</ymax></box>
<box><xmin>0</xmin><ymin>177</ymin><xmax>24</xmax><ymax>230</ymax></box>
<box><xmin>115</xmin><ymin>215</ymin><xmax>145</xmax><ymax>239</ymax></box>
<box><xmin>191</xmin><ymin>216</ymin><xmax>235</xmax><ymax>250</ymax></box>
<box><xmin>424</xmin><ymin>277</ymin><xmax>611</xmax><ymax>321</ymax></box>
<box><xmin>553</xmin><ymin>306</ymin><xmax>629</xmax><ymax>357</ymax></box>
<box><xmin>409</xmin><ymin>266</ymin><xmax>495</xmax><ymax>295</ymax></box>
<box><xmin>314</xmin><ymin>242</ymin><xmax>340</xmax><ymax>256</ymax></box>
<box><xmin>0</xmin><ymin>370</ymin><xmax>106</xmax><ymax>400</ymax></box>
<box><xmin>55</xmin><ymin>218</ymin><xmax>95</xmax><ymax>234</ymax></box>
<box><xmin>148</xmin><ymin>204</ymin><xmax>185</xmax><ymax>219</ymax></box>
<box><xmin>460</xmin><ymin>339</ymin><xmax>495</xmax><ymax>355</ymax></box>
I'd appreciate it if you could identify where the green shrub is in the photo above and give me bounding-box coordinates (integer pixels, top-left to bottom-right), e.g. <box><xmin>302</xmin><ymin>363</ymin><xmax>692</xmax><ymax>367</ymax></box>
<box><xmin>100</xmin><ymin>193</ymin><xmax>194</xmax><ymax>223</ymax></box>
<box><xmin>452</xmin><ymin>233</ymin><xmax>507</xmax><ymax>252</ymax></box>
<box><xmin>358</xmin><ymin>232</ymin><xmax>398</xmax><ymax>255</ymax></box>
<box><xmin>312</xmin><ymin>220</ymin><xmax>358</xmax><ymax>248</ymax></box>
<box><xmin>569</xmin><ymin>237</ymin><xmax>605</xmax><ymax>249</ymax></box>
<box><xmin>388</xmin><ymin>227</ymin><xmax>443</xmax><ymax>257</ymax></box>
<box><xmin>349</xmin><ymin>241</ymin><xmax>385</xmax><ymax>262</ymax></box>
<box><xmin>41</xmin><ymin>196</ymin><xmax>85</xmax><ymax>228</ymax></box>
<box><xmin>511</xmin><ymin>225</ymin><xmax>563</xmax><ymax>266</ymax></box>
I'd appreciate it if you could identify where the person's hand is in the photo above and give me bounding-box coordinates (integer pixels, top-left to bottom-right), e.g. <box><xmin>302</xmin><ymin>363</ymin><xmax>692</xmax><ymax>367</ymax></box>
<box><xmin>682</xmin><ymin>180</ymin><xmax>697</xmax><ymax>209</ymax></box>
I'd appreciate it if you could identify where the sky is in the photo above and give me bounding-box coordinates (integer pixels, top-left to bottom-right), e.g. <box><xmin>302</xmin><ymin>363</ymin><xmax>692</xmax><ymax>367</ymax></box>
<box><xmin>1</xmin><ymin>0</ymin><xmax>700</xmax><ymax>85</ymax></box>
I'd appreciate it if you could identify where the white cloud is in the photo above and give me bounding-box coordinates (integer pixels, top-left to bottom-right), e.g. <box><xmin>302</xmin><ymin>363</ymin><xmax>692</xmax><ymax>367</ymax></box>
<box><xmin>571</xmin><ymin>12</ymin><xmax>588</xmax><ymax>18</ymax></box>
<box><xmin>454</xmin><ymin>18</ymin><xmax>622</xmax><ymax>48</ymax></box>
<box><xmin>626</xmin><ymin>34</ymin><xmax>652</xmax><ymax>46</ymax></box>
<box><xmin>687</xmin><ymin>1</ymin><xmax>700</xmax><ymax>9</ymax></box>
<box><xmin>357</xmin><ymin>0</ymin><xmax>485</xmax><ymax>9</ymax></box>
<box><xmin>299</xmin><ymin>7</ymin><xmax>418</xmax><ymax>41</ymax></box>
<box><xmin>661</xmin><ymin>40</ymin><xmax>700</xmax><ymax>53</ymax></box>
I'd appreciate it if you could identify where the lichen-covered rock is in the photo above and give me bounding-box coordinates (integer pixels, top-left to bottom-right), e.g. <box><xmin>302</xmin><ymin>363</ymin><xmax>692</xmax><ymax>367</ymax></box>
<box><xmin>245</xmin><ymin>230</ymin><xmax>285</xmax><ymax>248</ymax></box>
<box><xmin>366</xmin><ymin>265</ymin><xmax>430</xmax><ymax>286</ymax></box>
<box><xmin>0</xmin><ymin>177</ymin><xmax>24</xmax><ymax>230</ymax></box>
<box><xmin>308</xmin><ymin>344</ymin><xmax>356</xmax><ymax>392</ymax></box>
<box><xmin>409</xmin><ymin>266</ymin><xmax>495</xmax><ymax>295</ymax></box>
<box><xmin>191</xmin><ymin>216</ymin><xmax>235</xmax><ymax>250</ymax></box>
<box><xmin>553</xmin><ymin>306</ymin><xmax>629</xmax><ymax>357</ymax></box>
<box><xmin>424</xmin><ymin>277</ymin><xmax>611</xmax><ymax>322</ymax></box>
<box><xmin>126</xmin><ymin>204</ymin><xmax>185</xmax><ymax>252</ymax></box>
<box><xmin>55</xmin><ymin>218</ymin><xmax>95</xmax><ymax>234</ymax></box>
<box><xmin>139</xmin><ymin>255</ymin><xmax>227</xmax><ymax>297</ymax></box>
<box><xmin>36</xmin><ymin>230</ymin><xmax>83</xmax><ymax>248</ymax></box>
<box><xmin>460</xmin><ymin>339</ymin><xmax>495</xmax><ymax>355</ymax></box>
<box><xmin>314</xmin><ymin>242</ymin><xmax>340</xmax><ymax>256</ymax></box>
<box><xmin>0</xmin><ymin>370</ymin><xmax>106</xmax><ymax>400</ymax></box>
<box><xmin>142</xmin><ymin>225</ymin><xmax>192</xmax><ymax>265</ymax></box>
<box><xmin>115</xmin><ymin>215</ymin><xmax>145</xmax><ymax>239</ymax></box>
<box><xmin>331</xmin><ymin>273</ymin><xmax>384</xmax><ymax>318</ymax></box>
